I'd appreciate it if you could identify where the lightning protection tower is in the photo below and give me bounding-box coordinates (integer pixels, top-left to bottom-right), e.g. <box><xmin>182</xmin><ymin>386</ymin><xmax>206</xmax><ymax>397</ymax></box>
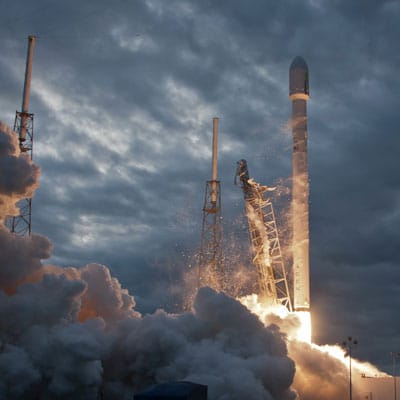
<box><xmin>198</xmin><ymin>118</ymin><xmax>224</xmax><ymax>291</ymax></box>
<box><xmin>8</xmin><ymin>35</ymin><xmax>36</xmax><ymax>236</ymax></box>
<box><xmin>235</xmin><ymin>159</ymin><xmax>292</xmax><ymax>311</ymax></box>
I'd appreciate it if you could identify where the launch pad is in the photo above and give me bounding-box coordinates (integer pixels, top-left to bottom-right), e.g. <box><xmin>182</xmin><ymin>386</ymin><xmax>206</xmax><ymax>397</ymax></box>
<box><xmin>197</xmin><ymin>58</ymin><xmax>311</xmax><ymax>337</ymax></box>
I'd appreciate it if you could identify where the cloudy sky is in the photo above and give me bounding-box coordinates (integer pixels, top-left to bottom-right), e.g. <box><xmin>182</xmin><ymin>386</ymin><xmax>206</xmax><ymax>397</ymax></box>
<box><xmin>1</xmin><ymin>0</ymin><xmax>399</xmax><ymax>373</ymax></box>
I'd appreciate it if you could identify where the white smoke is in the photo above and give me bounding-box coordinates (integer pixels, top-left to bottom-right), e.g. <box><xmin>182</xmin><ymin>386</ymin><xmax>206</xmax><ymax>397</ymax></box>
<box><xmin>0</xmin><ymin>123</ymin><xmax>297</xmax><ymax>399</ymax></box>
<box><xmin>0</xmin><ymin>122</ymin><xmax>391</xmax><ymax>400</ymax></box>
<box><xmin>241</xmin><ymin>293</ymin><xmax>391</xmax><ymax>400</ymax></box>
<box><xmin>0</xmin><ymin>122</ymin><xmax>40</xmax><ymax>220</ymax></box>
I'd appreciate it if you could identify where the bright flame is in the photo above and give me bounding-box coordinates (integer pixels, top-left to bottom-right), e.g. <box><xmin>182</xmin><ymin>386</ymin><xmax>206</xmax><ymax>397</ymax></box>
<box><xmin>239</xmin><ymin>294</ymin><xmax>312</xmax><ymax>343</ymax></box>
<box><xmin>315</xmin><ymin>343</ymin><xmax>389</xmax><ymax>378</ymax></box>
<box><xmin>239</xmin><ymin>293</ymin><xmax>389</xmax><ymax>381</ymax></box>
<box><xmin>293</xmin><ymin>311</ymin><xmax>311</xmax><ymax>343</ymax></box>
<box><xmin>238</xmin><ymin>293</ymin><xmax>393</xmax><ymax>400</ymax></box>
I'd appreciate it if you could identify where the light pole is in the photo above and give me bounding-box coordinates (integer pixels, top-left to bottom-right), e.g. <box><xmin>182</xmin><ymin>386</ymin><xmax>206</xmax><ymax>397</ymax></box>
<box><xmin>343</xmin><ymin>336</ymin><xmax>358</xmax><ymax>400</ymax></box>
<box><xmin>391</xmin><ymin>352</ymin><xmax>400</xmax><ymax>400</ymax></box>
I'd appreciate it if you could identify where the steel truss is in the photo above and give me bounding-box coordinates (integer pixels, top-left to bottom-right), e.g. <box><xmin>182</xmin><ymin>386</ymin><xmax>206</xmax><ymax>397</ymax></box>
<box><xmin>198</xmin><ymin>180</ymin><xmax>224</xmax><ymax>291</ymax></box>
<box><xmin>236</xmin><ymin>160</ymin><xmax>292</xmax><ymax>310</ymax></box>
<box><xmin>8</xmin><ymin>111</ymin><xmax>34</xmax><ymax>236</ymax></box>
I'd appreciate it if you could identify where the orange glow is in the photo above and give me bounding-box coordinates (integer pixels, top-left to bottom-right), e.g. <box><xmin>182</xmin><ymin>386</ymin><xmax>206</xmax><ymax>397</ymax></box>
<box><xmin>316</xmin><ymin>343</ymin><xmax>389</xmax><ymax>378</ymax></box>
<box><xmin>293</xmin><ymin>311</ymin><xmax>311</xmax><ymax>343</ymax></box>
<box><xmin>239</xmin><ymin>294</ymin><xmax>312</xmax><ymax>343</ymax></box>
<box><xmin>239</xmin><ymin>293</ymin><xmax>390</xmax><ymax>396</ymax></box>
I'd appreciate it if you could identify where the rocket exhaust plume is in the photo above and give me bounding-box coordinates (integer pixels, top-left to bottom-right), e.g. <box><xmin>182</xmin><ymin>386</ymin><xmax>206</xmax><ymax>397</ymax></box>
<box><xmin>0</xmin><ymin>121</ymin><xmax>393</xmax><ymax>400</ymax></box>
<box><xmin>0</xmin><ymin>56</ymin><xmax>393</xmax><ymax>399</ymax></box>
<box><xmin>290</xmin><ymin>56</ymin><xmax>310</xmax><ymax>316</ymax></box>
<box><xmin>0</xmin><ymin>121</ymin><xmax>299</xmax><ymax>399</ymax></box>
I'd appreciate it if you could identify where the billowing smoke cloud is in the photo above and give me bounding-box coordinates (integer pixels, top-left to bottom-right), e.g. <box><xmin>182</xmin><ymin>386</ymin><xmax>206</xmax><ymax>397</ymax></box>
<box><xmin>289</xmin><ymin>341</ymin><xmax>348</xmax><ymax>400</ymax></box>
<box><xmin>0</xmin><ymin>273</ymin><xmax>298</xmax><ymax>399</ymax></box>
<box><xmin>242</xmin><ymin>293</ymin><xmax>391</xmax><ymax>400</ymax></box>
<box><xmin>0</xmin><ymin>227</ymin><xmax>52</xmax><ymax>293</ymax></box>
<box><xmin>0</xmin><ymin>122</ymin><xmax>51</xmax><ymax>293</ymax></box>
<box><xmin>0</xmin><ymin>122</ymin><xmax>40</xmax><ymax>220</ymax></box>
<box><xmin>288</xmin><ymin>340</ymin><xmax>390</xmax><ymax>400</ymax></box>
<box><xmin>0</xmin><ymin>123</ymin><xmax>298</xmax><ymax>399</ymax></box>
<box><xmin>1</xmin><ymin>115</ymin><xmax>392</xmax><ymax>400</ymax></box>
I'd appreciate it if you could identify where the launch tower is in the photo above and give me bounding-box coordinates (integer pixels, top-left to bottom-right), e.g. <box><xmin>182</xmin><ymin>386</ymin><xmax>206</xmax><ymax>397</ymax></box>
<box><xmin>8</xmin><ymin>35</ymin><xmax>36</xmax><ymax>236</ymax></box>
<box><xmin>198</xmin><ymin>118</ymin><xmax>224</xmax><ymax>291</ymax></box>
<box><xmin>235</xmin><ymin>159</ymin><xmax>292</xmax><ymax>310</ymax></box>
<box><xmin>290</xmin><ymin>56</ymin><xmax>310</xmax><ymax>312</ymax></box>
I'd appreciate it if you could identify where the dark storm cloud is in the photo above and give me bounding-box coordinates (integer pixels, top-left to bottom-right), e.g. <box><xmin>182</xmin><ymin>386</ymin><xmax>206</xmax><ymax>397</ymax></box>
<box><xmin>1</xmin><ymin>0</ymin><xmax>400</xmax><ymax>373</ymax></box>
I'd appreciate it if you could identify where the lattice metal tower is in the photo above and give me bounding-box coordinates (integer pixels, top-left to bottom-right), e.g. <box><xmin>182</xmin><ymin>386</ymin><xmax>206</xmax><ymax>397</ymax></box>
<box><xmin>235</xmin><ymin>159</ymin><xmax>292</xmax><ymax>311</ymax></box>
<box><xmin>198</xmin><ymin>118</ymin><xmax>224</xmax><ymax>291</ymax></box>
<box><xmin>8</xmin><ymin>35</ymin><xmax>36</xmax><ymax>236</ymax></box>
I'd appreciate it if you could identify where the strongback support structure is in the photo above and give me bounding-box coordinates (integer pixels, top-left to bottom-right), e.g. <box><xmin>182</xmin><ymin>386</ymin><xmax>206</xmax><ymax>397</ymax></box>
<box><xmin>9</xmin><ymin>35</ymin><xmax>36</xmax><ymax>236</ymax></box>
<box><xmin>235</xmin><ymin>159</ymin><xmax>292</xmax><ymax>311</ymax></box>
<box><xmin>198</xmin><ymin>118</ymin><xmax>224</xmax><ymax>291</ymax></box>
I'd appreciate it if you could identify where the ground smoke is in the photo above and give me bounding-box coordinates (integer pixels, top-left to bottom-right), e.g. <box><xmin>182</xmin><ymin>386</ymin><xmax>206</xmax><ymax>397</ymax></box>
<box><xmin>0</xmin><ymin>123</ymin><xmax>390</xmax><ymax>400</ymax></box>
<box><xmin>0</xmin><ymin>122</ymin><xmax>299</xmax><ymax>399</ymax></box>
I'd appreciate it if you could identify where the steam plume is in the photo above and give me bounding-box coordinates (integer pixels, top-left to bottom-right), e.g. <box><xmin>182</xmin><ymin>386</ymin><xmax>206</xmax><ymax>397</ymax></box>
<box><xmin>0</xmin><ymin>122</ymin><xmax>390</xmax><ymax>399</ymax></box>
<box><xmin>0</xmin><ymin>123</ymin><xmax>297</xmax><ymax>399</ymax></box>
<box><xmin>0</xmin><ymin>123</ymin><xmax>40</xmax><ymax>220</ymax></box>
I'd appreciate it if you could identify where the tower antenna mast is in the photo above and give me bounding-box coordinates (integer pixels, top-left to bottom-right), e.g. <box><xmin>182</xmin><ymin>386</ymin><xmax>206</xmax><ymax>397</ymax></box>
<box><xmin>198</xmin><ymin>118</ymin><xmax>224</xmax><ymax>291</ymax></box>
<box><xmin>9</xmin><ymin>35</ymin><xmax>36</xmax><ymax>236</ymax></box>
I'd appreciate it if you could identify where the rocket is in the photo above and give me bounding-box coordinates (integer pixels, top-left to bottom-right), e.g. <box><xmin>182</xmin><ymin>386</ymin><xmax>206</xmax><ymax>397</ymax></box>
<box><xmin>290</xmin><ymin>56</ymin><xmax>310</xmax><ymax>312</ymax></box>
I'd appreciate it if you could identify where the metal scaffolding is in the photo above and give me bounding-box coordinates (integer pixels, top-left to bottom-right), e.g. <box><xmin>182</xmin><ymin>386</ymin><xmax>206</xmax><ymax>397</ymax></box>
<box><xmin>235</xmin><ymin>159</ymin><xmax>292</xmax><ymax>310</ymax></box>
<box><xmin>7</xmin><ymin>35</ymin><xmax>36</xmax><ymax>236</ymax></box>
<box><xmin>8</xmin><ymin>111</ymin><xmax>34</xmax><ymax>236</ymax></box>
<box><xmin>198</xmin><ymin>118</ymin><xmax>224</xmax><ymax>291</ymax></box>
<box><xmin>198</xmin><ymin>180</ymin><xmax>224</xmax><ymax>290</ymax></box>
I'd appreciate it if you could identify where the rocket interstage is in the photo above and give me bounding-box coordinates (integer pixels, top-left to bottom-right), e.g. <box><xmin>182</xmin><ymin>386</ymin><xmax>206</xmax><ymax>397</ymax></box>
<box><xmin>290</xmin><ymin>56</ymin><xmax>310</xmax><ymax>312</ymax></box>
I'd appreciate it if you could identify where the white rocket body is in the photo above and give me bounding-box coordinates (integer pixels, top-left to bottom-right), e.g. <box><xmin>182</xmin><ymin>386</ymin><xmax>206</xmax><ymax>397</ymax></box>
<box><xmin>290</xmin><ymin>56</ymin><xmax>310</xmax><ymax>311</ymax></box>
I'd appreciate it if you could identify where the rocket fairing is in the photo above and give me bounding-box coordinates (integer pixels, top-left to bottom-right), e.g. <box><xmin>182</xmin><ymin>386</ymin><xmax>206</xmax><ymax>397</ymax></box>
<box><xmin>290</xmin><ymin>56</ymin><xmax>310</xmax><ymax>312</ymax></box>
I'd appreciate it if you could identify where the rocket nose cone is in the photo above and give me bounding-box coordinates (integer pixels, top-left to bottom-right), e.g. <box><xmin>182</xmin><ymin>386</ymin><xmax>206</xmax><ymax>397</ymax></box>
<box><xmin>290</xmin><ymin>56</ymin><xmax>308</xmax><ymax>72</ymax></box>
<box><xmin>289</xmin><ymin>56</ymin><xmax>309</xmax><ymax>97</ymax></box>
